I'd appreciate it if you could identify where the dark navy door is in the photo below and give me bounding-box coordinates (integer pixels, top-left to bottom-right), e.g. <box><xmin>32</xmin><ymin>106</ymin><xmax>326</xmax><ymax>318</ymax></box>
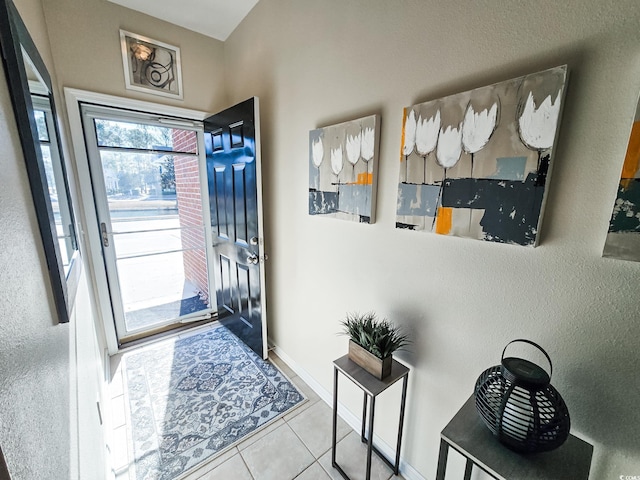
<box><xmin>204</xmin><ymin>98</ymin><xmax>267</xmax><ymax>358</ymax></box>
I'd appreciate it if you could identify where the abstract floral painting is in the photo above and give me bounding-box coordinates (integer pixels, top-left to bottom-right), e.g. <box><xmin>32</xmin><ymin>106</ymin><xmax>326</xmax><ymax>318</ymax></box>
<box><xmin>396</xmin><ymin>65</ymin><xmax>568</xmax><ymax>246</ymax></box>
<box><xmin>309</xmin><ymin>114</ymin><xmax>380</xmax><ymax>223</ymax></box>
<box><xmin>603</xmin><ymin>93</ymin><xmax>640</xmax><ymax>261</ymax></box>
<box><xmin>120</xmin><ymin>30</ymin><xmax>183</xmax><ymax>99</ymax></box>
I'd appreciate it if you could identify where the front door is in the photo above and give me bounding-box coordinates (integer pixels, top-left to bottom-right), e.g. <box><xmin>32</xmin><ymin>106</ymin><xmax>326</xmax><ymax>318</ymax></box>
<box><xmin>204</xmin><ymin>98</ymin><xmax>267</xmax><ymax>358</ymax></box>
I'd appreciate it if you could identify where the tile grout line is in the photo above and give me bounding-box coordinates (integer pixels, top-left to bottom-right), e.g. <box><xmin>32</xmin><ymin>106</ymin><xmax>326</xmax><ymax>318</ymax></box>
<box><xmin>284</xmin><ymin>402</ymin><xmax>353</xmax><ymax>462</ymax></box>
<box><xmin>283</xmin><ymin>416</ymin><xmax>321</xmax><ymax>463</ymax></box>
<box><xmin>235</xmin><ymin>449</ymin><xmax>256</xmax><ymax>480</ymax></box>
<box><xmin>282</xmin><ymin>401</ymin><xmax>357</xmax><ymax>480</ymax></box>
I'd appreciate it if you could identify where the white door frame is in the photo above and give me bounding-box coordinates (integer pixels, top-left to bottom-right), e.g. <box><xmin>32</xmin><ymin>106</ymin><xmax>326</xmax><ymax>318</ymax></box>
<box><xmin>64</xmin><ymin>88</ymin><xmax>209</xmax><ymax>354</ymax></box>
<box><xmin>253</xmin><ymin>98</ymin><xmax>269</xmax><ymax>359</ymax></box>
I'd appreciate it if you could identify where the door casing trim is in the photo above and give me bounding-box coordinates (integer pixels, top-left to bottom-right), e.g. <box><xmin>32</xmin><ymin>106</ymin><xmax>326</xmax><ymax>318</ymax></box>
<box><xmin>64</xmin><ymin>88</ymin><xmax>208</xmax><ymax>354</ymax></box>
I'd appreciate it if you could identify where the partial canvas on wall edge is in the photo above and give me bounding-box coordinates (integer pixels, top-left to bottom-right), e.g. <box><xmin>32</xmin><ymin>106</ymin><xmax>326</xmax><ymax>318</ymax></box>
<box><xmin>603</xmin><ymin>91</ymin><xmax>640</xmax><ymax>262</ymax></box>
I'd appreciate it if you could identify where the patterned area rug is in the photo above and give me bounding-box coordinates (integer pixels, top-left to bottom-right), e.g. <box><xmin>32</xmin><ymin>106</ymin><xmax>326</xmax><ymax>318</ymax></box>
<box><xmin>124</xmin><ymin>324</ymin><xmax>305</xmax><ymax>480</ymax></box>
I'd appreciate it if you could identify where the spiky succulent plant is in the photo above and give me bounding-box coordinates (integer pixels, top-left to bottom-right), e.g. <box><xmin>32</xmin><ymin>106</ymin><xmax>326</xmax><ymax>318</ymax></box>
<box><xmin>340</xmin><ymin>312</ymin><xmax>410</xmax><ymax>359</ymax></box>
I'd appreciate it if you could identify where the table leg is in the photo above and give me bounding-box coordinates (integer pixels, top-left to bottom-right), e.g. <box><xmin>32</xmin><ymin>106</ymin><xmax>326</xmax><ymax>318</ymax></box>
<box><xmin>361</xmin><ymin>392</ymin><xmax>368</xmax><ymax>442</ymax></box>
<box><xmin>365</xmin><ymin>395</ymin><xmax>375</xmax><ymax>480</ymax></box>
<box><xmin>463</xmin><ymin>458</ymin><xmax>473</xmax><ymax>480</ymax></box>
<box><xmin>332</xmin><ymin>367</ymin><xmax>339</xmax><ymax>468</ymax></box>
<box><xmin>435</xmin><ymin>438</ymin><xmax>449</xmax><ymax>480</ymax></box>
<box><xmin>393</xmin><ymin>374</ymin><xmax>409</xmax><ymax>475</ymax></box>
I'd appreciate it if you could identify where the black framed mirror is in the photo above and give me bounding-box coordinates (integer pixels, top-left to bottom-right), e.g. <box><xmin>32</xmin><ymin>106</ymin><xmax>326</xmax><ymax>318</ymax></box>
<box><xmin>0</xmin><ymin>0</ymin><xmax>80</xmax><ymax>323</ymax></box>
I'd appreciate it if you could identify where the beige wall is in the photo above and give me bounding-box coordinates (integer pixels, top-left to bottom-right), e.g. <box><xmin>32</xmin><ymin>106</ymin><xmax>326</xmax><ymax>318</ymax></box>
<box><xmin>42</xmin><ymin>0</ymin><xmax>227</xmax><ymax>114</ymax></box>
<box><xmin>225</xmin><ymin>1</ymin><xmax>640</xmax><ymax>478</ymax></box>
<box><xmin>37</xmin><ymin>1</ymin><xmax>230</xmax><ymax>476</ymax></box>
<box><xmin>1</xmin><ymin>0</ymin><xmax>228</xmax><ymax>477</ymax></box>
<box><xmin>1</xmin><ymin>0</ymin><xmax>227</xmax><ymax>477</ymax></box>
<box><xmin>4</xmin><ymin>0</ymin><xmax>639</xmax><ymax>478</ymax></box>
<box><xmin>0</xmin><ymin>4</ymin><xmax>73</xmax><ymax>479</ymax></box>
<box><xmin>1</xmin><ymin>1</ymin><xmax>112</xmax><ymax>479</ymax></box>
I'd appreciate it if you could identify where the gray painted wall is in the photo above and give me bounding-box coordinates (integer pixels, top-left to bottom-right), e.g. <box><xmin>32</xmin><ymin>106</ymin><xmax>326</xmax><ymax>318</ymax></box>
<box><xmin>224</xmin><ymin>1</ymin><xmax>640</xmax><ymax>478</ymax></box>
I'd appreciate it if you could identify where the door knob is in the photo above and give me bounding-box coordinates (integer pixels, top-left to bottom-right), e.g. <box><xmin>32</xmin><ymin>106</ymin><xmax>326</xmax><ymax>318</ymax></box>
<box><xmin>246</xmin><ymin>253</ymin><xmax>259</xmax><ymax>265</ymax></box>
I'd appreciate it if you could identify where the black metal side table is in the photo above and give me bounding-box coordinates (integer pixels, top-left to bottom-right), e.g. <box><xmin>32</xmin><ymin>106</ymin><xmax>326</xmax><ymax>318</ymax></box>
<box><xmin>331</xmin><ymin>354</ymin><xmax>409</xmax><ymax>480</ymax></box>
<box><xmin>436</xmin><ymin>395</ymin><xmax>593</xmax><ymax>480</ymax></box>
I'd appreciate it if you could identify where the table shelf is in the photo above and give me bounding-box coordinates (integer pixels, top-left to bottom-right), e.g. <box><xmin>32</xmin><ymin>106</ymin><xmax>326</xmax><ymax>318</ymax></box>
<box><xmin>436</xmin><ymin>396</ymin><xmax>593</xmax><ymax>480</ymax></box>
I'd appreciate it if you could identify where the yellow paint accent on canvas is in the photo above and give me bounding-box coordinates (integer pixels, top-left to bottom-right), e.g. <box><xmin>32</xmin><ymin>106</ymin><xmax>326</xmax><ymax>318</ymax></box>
<box><xmin>400</xmin><ymin>108</ymin><xmax>407</xmax><ymax>163</ymax></box>
<box><xmin>435</xmin><ymin>207</ymin><xmax>452</xmax><ymax>235</ymax></box>
<box><xmin>620</xmin><ymin>120</ymin><xmax>640</xmax><ymax>189</ymax></box>
<box><xmin>352</xmin><ymin>172</ymin><xmax>373</xmax><ymax>185</ymax></box>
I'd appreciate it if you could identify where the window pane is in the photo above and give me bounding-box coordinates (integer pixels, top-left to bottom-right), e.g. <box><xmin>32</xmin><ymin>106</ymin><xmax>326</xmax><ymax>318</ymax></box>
<box><xmin>94</xmin><ymin>118</ymin><xmax>197</xmax><ymax>154</ymax></box>
<box><xmin>118</xmin><ymin>249</ymin><xmax>209</xmax><ymax>331</ymax></box>
<box><xmin>40</xmin><ymin>144</ymin><xmax>55</xmax><ymax>194</ymax></box>
<box><xmin>33</xmin><ymin>109</ymin><xmax>49</xmax><ymax>141</ymax></box>
<box><xmin>100</xmin><ymin>150</ymin><xmax>180</xmax><ymax>198</ymax></box>
<box><xmin>39</xmin><ymin>109</ymin><xmax>75</xmax><ymax>274</ymax></box>
<box><xmin>40</xmin><ymin>143</ymin><xmax>74</xmax><ymax>274</ymax></box>
<box><xmin>112</xmin><ymin>226</ymin><xmax>205</xmax><ymax>258</ymax></box>
<box><xmin>98</xmin><ymin>148</ymin><xmax>209</xmax><ymax>327</ymax></box>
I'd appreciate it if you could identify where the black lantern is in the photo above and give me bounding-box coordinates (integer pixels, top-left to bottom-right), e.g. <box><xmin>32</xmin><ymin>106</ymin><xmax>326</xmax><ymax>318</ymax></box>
<box><xmin>474</xmin><ymin>339</ymin><xmax>570</xmax><ymax>453</ymax></box>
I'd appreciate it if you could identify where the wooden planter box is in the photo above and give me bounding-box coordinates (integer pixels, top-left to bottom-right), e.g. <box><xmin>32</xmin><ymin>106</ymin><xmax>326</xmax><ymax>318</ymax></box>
<box><xmin>348</xmin><ymin>340</ymin><xmax>392</xmax><ymax>380</ymax></box>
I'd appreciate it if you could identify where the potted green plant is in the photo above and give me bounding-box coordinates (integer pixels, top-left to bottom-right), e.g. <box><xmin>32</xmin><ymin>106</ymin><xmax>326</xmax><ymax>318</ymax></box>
<box><xmin>340</xmin><ymin>312</ymin><xmax>409</xmax><ymax>379</ymax></box>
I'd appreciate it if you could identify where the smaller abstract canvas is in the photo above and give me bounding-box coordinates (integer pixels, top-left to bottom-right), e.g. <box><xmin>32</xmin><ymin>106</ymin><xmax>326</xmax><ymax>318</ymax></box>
<box><xmin>603</xmin><ymin>95</ymin><xmax>640</xmax><ymax>262</ymax></box>
<box><xmin>120</xmin><ymin>30</ymin><xmax>183</xmax><ymax>99</ymax></box>
<box><xmin>396</xmin><ymin>65</ymin><xmax>568</xmax><ymax>246</ymax></box>
<box><xmin>309</xmin><ymin>115</ymin><xmax>380</xmax><ymax>223</ymax></box>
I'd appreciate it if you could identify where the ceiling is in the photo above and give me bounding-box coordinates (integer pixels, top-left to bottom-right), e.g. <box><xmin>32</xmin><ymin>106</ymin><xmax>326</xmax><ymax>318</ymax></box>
<box><xmin>107</xmin><ymin>0</ymin><xmax>260</xmax><ymax>41</ymax></box>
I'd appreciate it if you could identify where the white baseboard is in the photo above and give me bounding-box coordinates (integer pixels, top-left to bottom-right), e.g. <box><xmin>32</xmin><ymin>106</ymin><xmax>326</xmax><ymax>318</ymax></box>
<box><xmin>271</xmin><ymin>345</ymin><xmax>426</xmax><ymax>480</ymax></box>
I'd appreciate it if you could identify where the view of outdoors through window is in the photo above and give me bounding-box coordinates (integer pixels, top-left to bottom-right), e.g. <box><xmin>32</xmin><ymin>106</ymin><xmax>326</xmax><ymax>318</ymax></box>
<box><xmin>34</xmin><ymin>103</ymin><xmax>75</xmax><ymax>274</ymax></box>
<box><xmin>92</xmin><ymin>118</ymin><xmax>209</xmax><ymax>333</ymax></box>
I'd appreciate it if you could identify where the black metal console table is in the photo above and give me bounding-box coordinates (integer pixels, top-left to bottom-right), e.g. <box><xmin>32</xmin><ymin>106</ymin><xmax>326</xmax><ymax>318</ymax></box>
<box><xmin>331</xmin><ymin>354</ymin><xmax>409</xmax><ymax>480</ymax></box>
<box><xmin>436</xmin><ymin>395</ymin><xmax>593</xmax><ymax>480</ymax></box>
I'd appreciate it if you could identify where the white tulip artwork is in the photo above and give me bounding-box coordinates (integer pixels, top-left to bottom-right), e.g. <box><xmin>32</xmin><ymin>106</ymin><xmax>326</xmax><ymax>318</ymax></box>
<box><xmin>416</xmin><ymin>111</ymin><xmax>441</xmax><ymax>184</ymax></box>
<box><xmin>309</xmin><ymin>114</ymin><xmax>380</xmax><ymax>223</ymax></box>
<box><xmin>346</xmin><ymin>132</ymin><xmax>362</xmax><ymax>181</ymax></box>
<box><xmin>402</xmin><ymin>109</ymin><xmax>417</xmax><ymax>180</ymax></box>
<box><xmin>361</xmin><ymin>127</ymin><xmax>375</xmax><ymax>168</ymax></box>
<box><xmin>311</xmin><ymin>137</ymin><xmax>324</xmax><ymax>190</ymax></box>
<box><xmin>330</xmin><ymin>145</ymin><xmax>344</xmax><ymax>181</ymax></box>
<box><xmin>518</xmin><ymin>92</ymin><xmax>562</xmax><ymax>152</ymax></box>
<box><xmin>436</xmin><ymin>124</ymin><xmax>464</xmax><ymax>170</ymax></box>
<box><xmin>462</xmin><ymin>102</ymin><xmax>499</xmax><ymax>176</ymax></box>
<box><xmin>396</xmin><ymin>65</ymin><xmax>568</xmax><ymax>246</ymax></box>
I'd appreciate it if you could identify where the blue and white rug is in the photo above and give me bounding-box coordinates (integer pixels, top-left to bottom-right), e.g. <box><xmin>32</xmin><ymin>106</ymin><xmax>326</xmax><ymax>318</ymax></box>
<box><xmin>123</xmin><ymin>324</ymin><xmax>305</xmax><ymax>480</ymax></box>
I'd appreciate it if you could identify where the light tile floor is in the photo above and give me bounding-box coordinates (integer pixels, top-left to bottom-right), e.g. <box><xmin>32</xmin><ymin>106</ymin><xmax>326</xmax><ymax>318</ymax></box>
<box><xmin>108</xmin><ymin>342</ymin><xmax>406</xmax><ymax>480</ymax></box>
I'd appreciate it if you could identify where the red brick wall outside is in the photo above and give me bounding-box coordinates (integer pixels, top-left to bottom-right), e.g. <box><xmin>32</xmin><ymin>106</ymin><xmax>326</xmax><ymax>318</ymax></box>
<box><xmin>172</xmin><ymin>130</ymin><xmax>209</xmax><ymax>304</ymax></box>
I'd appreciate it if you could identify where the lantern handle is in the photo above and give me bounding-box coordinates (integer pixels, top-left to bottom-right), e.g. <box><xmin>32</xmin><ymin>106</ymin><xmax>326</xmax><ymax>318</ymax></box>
<box><xmin>501</xmin><ymin>339</ymin><xmax>553</xmax><ymax>379</ymax></box>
